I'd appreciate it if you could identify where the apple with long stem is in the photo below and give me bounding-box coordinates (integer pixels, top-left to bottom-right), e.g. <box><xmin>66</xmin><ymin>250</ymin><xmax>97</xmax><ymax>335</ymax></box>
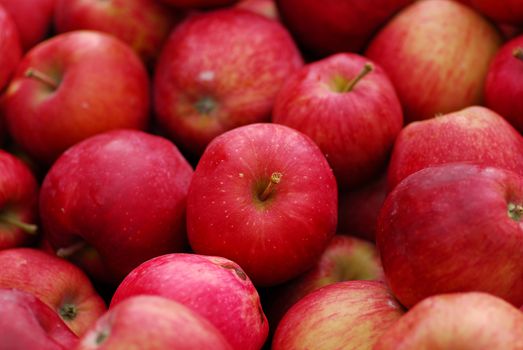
<box><xmin>2</xmin><ymin>30</ymin><xmax>150</xmax><ymax>164</ymax></box>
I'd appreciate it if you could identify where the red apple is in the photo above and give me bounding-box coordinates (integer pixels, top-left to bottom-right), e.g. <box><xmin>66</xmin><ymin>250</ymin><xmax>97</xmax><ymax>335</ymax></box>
<box><xmin>76</xmin><ymin>295</ymin><xmax>232</xmax><ymax>350</ymax></box>
<box><xmin>273</xmin><ymin>53</ymin><xmax>403</xmax><ymax>189</ymax></box>
<box><xmin>0</xmin><ymin>0</ymin><xmax>54</xmax><ymax>51</ymax></box>
<box><xmin>54</xmin><ymin>0</ymin><xmax>181</xmax><ymax>67</ymax></box>
<box><xmin>39</xmin><ymin>130</ymin><xmax>193</xmax><ymax>284</ymax></box>
<box><xmin>272</xmin><ymin>281</ymin><xmax>405</xmax><ymax>350</ymax></box>
<box><xmin>236</xmin><ymin>0</ymin><xmax>279</xmax><ymax>20</ymax></box>
<box><xmin>276</xmin><ymin>0</ymin><xmax>414</xmax><ymax>57</ymax></box>
<box><xmin>0</xmin><ymin>3</ymin><xmax>21</xmax><ymax>91</ymax></box>
<box><xmin>374</xmin><ymin>292</ymin><xmax>523</xmax><ymax>349</ymax></box>
<box><xmin>0</xmin><ymin>149</ymin><xmax>39</xmax><ymax>249</ymax></box>
<box><xmin>0</xmin><ymin>288</ymin><xmax>78</xmax><ymax>350</ymax></box>
<box><xmin>485</xmin><ymin>35</ymin><xmax>523</xmax><ymax>133</ymax></box>
<box><xmin>378</xmin><ymin>163</ymin><xmax>523</xmax><ymax>308</ymax></box>
<box><xmin>0</xmin><ymin>248</ymin><xmax>106</xmax><ymax>336</ymax></box>
<box><xmin>387</xmin><ymin>106</ymin><xmax>523</xmax><ymax>190</ymax></box>
<box><xmin>338</xmin><ymin>173</ymin><xmax>387</xmax><ymax>241</ymax></box>
<box><xmin>158</xmin><ymin>0</ymin><xmax>239</xmax><ymax>8</ymax></box>
<box><xmin>187</xmin><ymin>123</ymin><xmax>338</xmax><ymax>286</ymax></box>
<box><xmin>2</xmin><ymin>30</ymin><xmax>150</xmax><ymax>164</ymax></box>
<box><xmin>466</xmin><ymin>0</ymin><xmax>523</xmax><ymax>25</ymax></box>
<box><xmin>110</xmin><ymin>253</ymin><xmax>268</xmax><ymax>350</ymax></box>
<box><xmin>366</xmin><ymin>0</ymin><xmax>502</xmax><ymax>122</ymax></box>
<box><xmin>265</xmin><ymin>235</ymin><xmax>384</xmax><ymax>329</ymax></box>
<box><xmin>154</xmin><ymin>8</ymin><xmax>303</xmax><ymax>156</ymax></box>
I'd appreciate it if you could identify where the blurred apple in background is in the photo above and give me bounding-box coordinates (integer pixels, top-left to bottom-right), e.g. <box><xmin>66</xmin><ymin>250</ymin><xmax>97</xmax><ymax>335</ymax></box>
<box><xmin>187</xmin><ymin>123</ymin><xmax>337</xmax><ymax>286</ymax></box>
<box><xmin>159</xmin><ymin>0</ymin><xmax>239</xmax><ymax>9</ymax></box>
<box><xmin>0</xmin><ymin>288</ymin><xmax>78</xmax><ymax>350</ymax></box>
<box><xmin>378</xmin><ymin>163</ymin><xmax>523</xmax><ymax>308</ymax></box>
<box><xmin>366</xmin><ymin>0</ymin><xmax>502</xmax><ymax>122</ymax></box>
<box><xmin>374</xmin><ymin>292</ymin><xmax>523</xmax><ymax>350</ymax></box>
<box><xmin>2</xmin><ymin>31</ymin><xmax>150</xmax><ymax>165</ymax></box>
<box><xmin>272</xmin><ymin>281</ymin><xmax>404</xmax><ymax>350</ymax></box>
<box><xmin>465</xmin><ymin>0</ymin><xmax>523</xmax><ymax>25</ymax></box>
<box><xmin>0</xmin><ymin>0</ymin><xmax>54</xmax><ymax>51</ymax></box>
<box><xmin>77</xmin><ymin>295</ymin><xmax>232</xmax><ymax>350</ymax></box>
<box><xmin>485</xmin><ymin>35</ymin><xmax>523</xmax><ymax>133</ymax></box>
<box><xmin>111</xmin><ymin>253</ymin><xmax>268</xmax><ymax>350</ymax></box>
<box><xmin>338</xmin><ymin>174</ymin><xmax>387</xmax><ymax>241</ymax></box>
<box><xmin>154</xmin><ymin>9</ymin><xmax>303</xmax><ymax>156</ymax></box>
<box><xmin>387</xmin><ymin>106</ymin><xmax>523</xmax><ymax>190</ymax></box>
<box><xmin>0</xmin><ymin>149</ymin><xmax>39</xmax><ymax>249</ymax></box>
<box><xmin>0</xmin><ymin>3</ymin><xmax>21</xmax><ymax>91</ymax></box>
<box><xmin>273</xmin><ymin>53</ymin><xmax>403</xmax><ymax>189</ymax></box>
<box><xmin>54</xmin><ymin>0</ymin><xmax>181</xmax><ymax>67</ymax></box>
<box><xmin>265</xmin><ymin>235</ymin><xmax>384</xmax><ymax>329</ymax></box>
<box><xmin>39</xmin><ymin>130</ymin><xmax>193</xmax><ymax>284</ymax></box>
<box><xmin>0</xmin><ymin>248</ymin><xmax>106</xmax><ymax>336</ymax></box>
<box><xmin>276</xmin><ymin>0</ymin><xmax>414</xmax><ymax>57</ymax></box>
<box><xmin>236</xmin><ymin>0</ymin><xmax>279</xmax><ymax>20</ymax></box>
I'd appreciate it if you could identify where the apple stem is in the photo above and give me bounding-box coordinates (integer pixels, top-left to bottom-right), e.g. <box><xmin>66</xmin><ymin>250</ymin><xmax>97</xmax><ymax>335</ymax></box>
<box><xmin>508</xmin><ymin>203</ymin><xmax>523</xmax><ymax>221</ymax></box>
<box><xmin>514</xmin><ymin>47</ymin><xmax>523</xmax><ymax>61</ymax></box>
<box><xmin>56</xmin><ymin>241</ymin><xmax>86</xmax><ymax>259</ymax></box>
<box><xmin>341</xmin><ymin>63</ymin><xmax>374</xmax><ymax>93</ymax></box>
<box><xmin>259</xmin><ymin>172</ymin><xmax>283</xmax><ymax>201</ymax></box>
<box><xmin>24</xmin><ymin>68</ymin><xmax>59</xmax><ymax>89</ymax></box>
<box><xmin>0</xmin><ymin>213</ymin><xmax>37</xmax><ymax>235</ymax></box>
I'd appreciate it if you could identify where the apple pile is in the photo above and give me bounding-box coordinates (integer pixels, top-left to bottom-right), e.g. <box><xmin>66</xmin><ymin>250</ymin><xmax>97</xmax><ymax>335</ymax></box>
<box><xmin>0</xmin><ymin>0</ymin><xmax>522</xmax><ymax>349</ymax></box>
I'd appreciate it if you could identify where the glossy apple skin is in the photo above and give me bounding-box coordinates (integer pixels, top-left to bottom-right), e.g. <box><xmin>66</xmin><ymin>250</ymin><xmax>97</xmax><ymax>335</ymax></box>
<box><xmin>272</xmin><ymin>281</ymin><xmax>404</xmax><ymax>350</ymax></box>
<box><xmin>0</xmin><ymin>3</ymin><xmax>21</xmax><ymax>91</ymax></box>
<box><xmin>0</xmin><ymin>288</ymin><xmax>78</xmax><ymax>350</ymax></box>
<box><xmin>111</xmin><ymin>253</ymin><xmax>268</xmax><ymax>350</ymax></box>
<box><xmin>265</xmin><ymin>235</ymin><xmax>384</xmax><ymax>329</ymax></box>
<box><xmin>187</xmin><ymin>123</ymin><xmax>337</xmax><ymax>286</ymax></box>
<box><xmin>338</xmin><ymin>174</ymin><xmax>387</xmax><ymax>241</ymax></box>
<box><xmin>276</xmin><ymin>0</ymin><xmax>413</xmax><ymax>57</ymax></box>
<box><xmin>154</xmin><ymin>9</ymin><xmax>303</xmax><ymax>156</ymax></box>
<box><xmin>77</xmin><ymin>295</ymin><xmax>232</xmax><ymax>350</ymax></box>
<box><xmin>387</xmin><ymin>106</ymin><xmax>523</xmax><ymax>190</ymax></box>
<box><xmin>39</xmin><ymin>130</ymin><xmax>193</xmax><ymax>284</ymax></box>
<box><xmin>54</xmin><ymin>0</ymin><xmax>181</xmax><ymax>67</ymax></box>
<box><xmin>0</xmin><ymin>150</ymin><xmax>39</xmax><ymax>249</ymax></box>
<box><xmin>466</xmin><ymin>0</ymin><xmax>523</xmax><ymax>25</ymax></box>
<box><xmin>0</xmin><ymin>0</ymin><xmax>54</xmax><ymax>51</ymax></box>
<box><xmin>374</xmin><ymin>292</ymin><xmax>523</xmax><ymax>350</ymax></box>
<box><xmin>366</xmin><ymin>0</ymin><xmax>502</xmax><ymax>122</ymax></box>
<box><xmin>2</xmin><ymin>30</ymin><xmax>150</xmax><ymax>164</ymax></box>
<box><xmin>236</xmin><ymin>0</ymin><xmax>279</xmax><ymax>20</ymax></box>
<box><xmin>0</xmin><ymin>248</ymin><xmax>106</xmax><ymax>336</ymax></box>
<box><xmin>273</xmin><ymin>53</ymin><xmax>403</xmax><ymax>189</ymax></box>
<box><xmin>485</xmin><ymin>35</ymin><xmax>523</xmax><ymax>133</ymax></box>
<box><xmin>378</xmin><ymin>163</ymin><xmax>523</xmax><ymax>308</ymax></box>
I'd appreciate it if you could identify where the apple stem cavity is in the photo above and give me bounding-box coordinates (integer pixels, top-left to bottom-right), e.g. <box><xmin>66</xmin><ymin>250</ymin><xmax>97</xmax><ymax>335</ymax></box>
<box><xmin>0</xmin><ymin>212</ymin><xmax>37</xmax><ymax>235</ymax></box>
<box><xmin>508</xmin><ymin>203</ymin><xmax>523</xmax><ymax>221</ymax></box>
<box><xmin>24</xmin><ymin>68</ymin><xmax>59</xmax><ymax>90</ymax></box>
<box><xmin>341</xmin><ymin>62</ymin><xmax>374</xmax><ymax>93</ymax></box>
<box><xmin>195</xmin><ymin>96</ymin><xmax>217</xmax><ymax>115</ymax></box>
<box><xmin>56</xmin><ymin>241</ymin><xmax>87</xmax><ymax>259</ymax></box>
<box><xmin>513</xmin><ymin>47</ymin><xmax>523</xmax><ymax>61</ymax></box>
<box><xmin>259</xmin><ymin>172</ymin><xmax>283</xmax><ymax>201</ymax></box>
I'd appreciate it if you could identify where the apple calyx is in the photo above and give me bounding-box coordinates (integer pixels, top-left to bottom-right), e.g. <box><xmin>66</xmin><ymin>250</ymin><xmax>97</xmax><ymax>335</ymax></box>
<box><xmin>24</xmin><ymin>68</ymin><xmax>59</xmax><ymax>90</ymax></box>
<box><xmin>340</xmin><ymin>63</ymin><xmax>374</xmax><ymax>93</ymax></box>
<box><xmin>513</xmin><ymin>47</ymin><xmax>523</xmax><ymax>61</ymax></box>
<box><xmin>95</xmin><ymin>330</ymin><xmax>109</xmax><ymax>345</ymax></box>
<box><xmin>508</xmin><ymin>203</ymin><xmax>523</xmax><ymax>221</ymax></box>
<box><xmin>195</xmin><ymin>96</ymin><xmax>217</xmax><ymax>115</ymax></box>
<box><xmin>56</xmin><ymin>241</ymin><xmax>87</xmax><ymax>259</ymax></box>
<box><xmin>258</xmin><ymin>172</ymin><xmax>283</xmax><ymax>201</ymax></box>
<box><xmin>0</xmin><ymin>211</ymin><xmax>37</xmax><ymax>235</ymax></box>
<box><xmin>59</xmin><ymin>303</ymin><xmax>78</xmax><ymax>321</ymax></box>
